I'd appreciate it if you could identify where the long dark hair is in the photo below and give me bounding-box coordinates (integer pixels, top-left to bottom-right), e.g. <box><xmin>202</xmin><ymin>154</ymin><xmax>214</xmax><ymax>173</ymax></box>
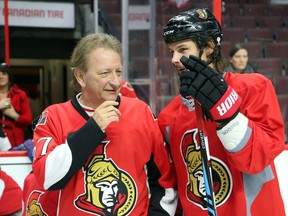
<box><xmin>0</xmin><ymin>63</ymin><xmax>14</xmax><ymax>88</ymax></box>
<box><xmin>203</xmin><ymin>37</ymin><xmax>228</xmax><ymax>75</ymax></box>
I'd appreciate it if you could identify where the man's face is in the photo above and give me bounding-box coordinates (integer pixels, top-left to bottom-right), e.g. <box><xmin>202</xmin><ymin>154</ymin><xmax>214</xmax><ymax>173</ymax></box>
<box><xmin>95</xmin><ymin>180</ymin><xmax>119</xmax><ymax>208</ymax></box>
<box><xmin>194</xmin><ymin>170</ymin><xmax>206</xmax><ymax>196</ymax></box>
<box><xmin>81</xmin><ymin>48</ymin><xmax>122</xmax><ymax>108</ymax></box>
<box><xmin>167</xmin><ymin>39</ymin><xmax>209</xmax><ymax>73</ymax></box>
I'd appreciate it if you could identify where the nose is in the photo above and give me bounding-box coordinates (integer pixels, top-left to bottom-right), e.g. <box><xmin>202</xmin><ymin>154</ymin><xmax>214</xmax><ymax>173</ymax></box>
<box><xmin>109</xmin><ymin>72</ymin><xmax>121</xmax><ymax>87</ymax></box>
<box><xmin>171</xmin><ymin>52</ymin><xmax>182</xmax><ymax>65</ymax></box>
<box><xmin>239</xmin><ymin>57</ymin><xmax>246</xmax><ymax>63</ymax></box>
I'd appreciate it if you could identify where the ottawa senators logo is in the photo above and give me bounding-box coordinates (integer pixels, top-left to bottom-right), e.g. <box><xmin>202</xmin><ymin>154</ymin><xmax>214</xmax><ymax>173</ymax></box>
<box><xmin>75</xmin><ymin>142</ymin><xmax>137</xmax><ymax>215</ymax></box>
<box><xmin>180</xmin><ymin>129</ymin><xmax>232</xmax><ymax>209</ymax></box>
<box><xmin>196</xmin><ymin>9</ymin><xmax>208</xmax><ymax>19</ymax></box>
<box><xmin>26</xmin><ymin>191</ymin><xmax>47</xmax><ymax>216</ymax></box>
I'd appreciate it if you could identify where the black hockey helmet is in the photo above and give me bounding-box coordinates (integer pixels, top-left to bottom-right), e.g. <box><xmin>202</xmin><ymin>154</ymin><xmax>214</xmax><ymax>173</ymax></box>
<box><xmin>163</xmin><ymin>8</ymin><xmax>222</xmax><ymax>50</ymax></box>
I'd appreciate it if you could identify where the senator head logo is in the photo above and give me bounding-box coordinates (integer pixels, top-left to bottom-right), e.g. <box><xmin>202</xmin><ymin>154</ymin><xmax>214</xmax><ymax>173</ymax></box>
<box><xmin>180</xmin><ymin>129</ymin><xmax>232</xmax><ymax>209</ymax></box>
<box><xmin>75</xmin><ymin>143</ymin><xmax>137</xmax><ymax>215</ymax></box>
<box><xmin>26</xmin><ymin>191</ymin><xmax>47</xmax><ymax>216</ymax></box>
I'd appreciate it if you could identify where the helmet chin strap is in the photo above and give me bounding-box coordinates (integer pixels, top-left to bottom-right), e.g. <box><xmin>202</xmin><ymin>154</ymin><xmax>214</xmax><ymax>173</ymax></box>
<box><xmin>198</xmin><ymin>48</ymin><xmax>204</xmax><ymax>59</ymax></box>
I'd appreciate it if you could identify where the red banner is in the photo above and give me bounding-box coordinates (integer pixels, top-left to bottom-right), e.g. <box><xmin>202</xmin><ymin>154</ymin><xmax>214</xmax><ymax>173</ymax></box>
<box><xmin>4</xmin><ymin>0</ymin><xmax>10</xmax><ymax>65</ymax></box>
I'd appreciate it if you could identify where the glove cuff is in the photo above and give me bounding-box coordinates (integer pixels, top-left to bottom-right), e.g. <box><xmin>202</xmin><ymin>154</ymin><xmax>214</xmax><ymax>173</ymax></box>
<box><xmin>209</xmin><ymin>86</ymin><xmax>242</xmax><ymax>122</ymax></box>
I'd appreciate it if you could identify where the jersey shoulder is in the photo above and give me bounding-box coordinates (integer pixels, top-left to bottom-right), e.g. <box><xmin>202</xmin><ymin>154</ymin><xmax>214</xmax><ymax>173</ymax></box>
<box><xmin>158</xmin><ymin>95</ymin><xmax>182</xmax><ymax>125</ymax></box>
<box><xmin>160</xmin><ymin>95</ymin><xmax>182</xmax><ymax>114</ymax></box>
<box><xmin>225</xmin><ymin>71</ymin><xmax>274</xmax><ymax>92</ymax></box>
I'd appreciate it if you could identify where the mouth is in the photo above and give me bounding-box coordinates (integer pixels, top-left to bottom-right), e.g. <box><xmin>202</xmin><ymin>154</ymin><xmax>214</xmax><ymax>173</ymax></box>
<box><xmin>176</xmin><ymin>67</ymin><xmax>187</xmax><ymax>73</ymax></box>
<box><xmin>174</xmin><ymin>64</ymin><xmax>183</xmax><ymax>71</ymax></box>
<box><xmin>106</xmin><ymin>89</ymin><xmax>117</xmax><ymax>93</ymax></box>
<box><xmin>105</xmin><ymin>89</ymin><xmax>119</xmax><ymax>94</ymax></box>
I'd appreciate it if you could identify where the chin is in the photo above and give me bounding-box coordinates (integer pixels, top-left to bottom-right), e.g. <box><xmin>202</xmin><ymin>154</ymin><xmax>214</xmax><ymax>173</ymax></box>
<box><xmin>105</xmin><ymin>94</ymin><xmax>118</xmax><ymax>101</ymax></box>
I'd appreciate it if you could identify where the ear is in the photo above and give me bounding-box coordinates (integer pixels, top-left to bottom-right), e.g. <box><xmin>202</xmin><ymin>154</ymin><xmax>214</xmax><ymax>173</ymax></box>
<box><xmin>74</xmin><ymin>69</ymin><xmax>86</xmax><ymax>87</ymax></box>
<box><xmin>204</xmin><ymin>40</ymin><xmax>216</xmax><ymax>56</ymax></box>
<box><xmin>204</xmin><ymin>47</ymin><xmax>214</xmax><ymax>56</ymax></box>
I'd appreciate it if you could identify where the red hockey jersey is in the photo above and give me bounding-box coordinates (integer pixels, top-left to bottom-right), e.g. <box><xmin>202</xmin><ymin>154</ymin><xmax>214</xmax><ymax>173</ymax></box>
<box><xmin>22</xmin><ymin>172</ymin><xmax>59</xmax><ymax>216</ymax></box>
<box><xmin>33</xmin><ymin>96</ymin><xmax>177</xmax><ymax>215</ymax></box>
<box><xmin>120</xmin><ymin>80</ymin><xmax>138</xmax><ymax>98</ymax></box>
<box><xmin>0</xmin><ymin>170</ymin><xmax>22</xmax><ymax>215</ymax></box>
<box><xmin>158</xmin><ymin>72</ymin><xmax>286</xmax><ymax>216</ymax></box>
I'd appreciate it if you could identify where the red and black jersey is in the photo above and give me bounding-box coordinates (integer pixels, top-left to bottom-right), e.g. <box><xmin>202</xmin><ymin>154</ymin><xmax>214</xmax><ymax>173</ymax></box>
<box><xmin>33</xmin><ymin>96</ymin><xmax>177</xmax><ymax>215</ymax></box>
<box><xmin>22</xmin><ymin>172</ymin><xmax>59</xmax><ymax>216</ymax></box>
<box><xmin>158</xmin><ymin>72</ymin><xmax>286</xmax><ymax>216</ymax></box>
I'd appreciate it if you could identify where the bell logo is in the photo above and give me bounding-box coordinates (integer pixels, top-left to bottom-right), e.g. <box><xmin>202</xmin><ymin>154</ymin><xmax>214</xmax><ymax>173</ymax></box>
<box><xmin>216</xmin><ymin>89</ymin><xmax>239</xmax><ymax>116</ymax></box>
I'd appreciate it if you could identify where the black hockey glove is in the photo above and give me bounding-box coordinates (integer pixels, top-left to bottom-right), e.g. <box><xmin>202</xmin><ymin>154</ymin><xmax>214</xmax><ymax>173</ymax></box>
<box><xmin>179</xmin><ymin>55</ymin><xmax>242</xmax><ymax>123</ymax></box>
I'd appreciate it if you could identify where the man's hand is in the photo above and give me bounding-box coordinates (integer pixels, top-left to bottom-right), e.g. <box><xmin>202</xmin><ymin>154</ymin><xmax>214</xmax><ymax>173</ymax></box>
<box><xmin>92</xmin><ymin>101</ymin><xmax>121</xmax><ymax>131</ymax></box>
<box><xmin>180</xmin><ymin>55</ymin><xmax>242</xmax><ymax>123</ymax></box>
